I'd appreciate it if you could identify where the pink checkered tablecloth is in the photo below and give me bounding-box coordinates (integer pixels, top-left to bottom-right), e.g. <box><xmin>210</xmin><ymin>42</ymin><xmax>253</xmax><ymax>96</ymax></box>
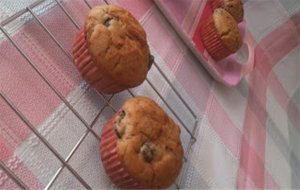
<box><xmin>0</xmin><ymin>0</ymin><xmax>299</xmax><ymax>189</ymax></box>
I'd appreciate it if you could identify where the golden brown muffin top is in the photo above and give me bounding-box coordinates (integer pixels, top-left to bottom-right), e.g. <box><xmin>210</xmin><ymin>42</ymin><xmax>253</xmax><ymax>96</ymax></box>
<box><xmin>223</xmin><ymin>0</ymin><xmax>244</xmax><ymax>22</ymax></box>
<box><xmin>213</xmin><ymin>8</ymin><xmax>242</xmax><ymax>52</ymax></box>
<box><xmin>85</xmin><ymin>5</ymin><xmax>151</xmax><ymax>88</ymax></box>
<box><xmin>113</xmin><ymin>96</ymin><xmax>183</xmax><ymax>189</ymax></box>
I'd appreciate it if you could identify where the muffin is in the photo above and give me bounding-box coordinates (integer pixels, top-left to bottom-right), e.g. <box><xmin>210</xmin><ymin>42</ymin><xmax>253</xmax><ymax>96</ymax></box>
<box><xmin>210</xmin><ymin>0</ymin><xmax>244</xmax><ymax>22</ymax></box>
<box><xmin>100</xmin><ymin>96</ymin><xmax>184</xmax><ymax>189</ymax></box>
<box><xmin>200</xmin><ymin>8</ymin><xmax>242</xmax><ymax>61</ymax></box>
<box><xmin>72</xmin><ymin>5</ymin><xmax>152</xmax><ymax>94</ymax></box>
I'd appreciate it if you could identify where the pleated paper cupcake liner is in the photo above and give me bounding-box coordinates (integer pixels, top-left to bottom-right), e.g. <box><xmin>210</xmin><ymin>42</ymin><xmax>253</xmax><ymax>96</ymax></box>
<box><xmin>100</xmin><ymin>115</ymin><xmax>144</xmax><ymax>189</ymax></box>
<box><xmin>72</xmin><ymin>28</ymin><xmax>126</xmax><ymax>94</ymax></box>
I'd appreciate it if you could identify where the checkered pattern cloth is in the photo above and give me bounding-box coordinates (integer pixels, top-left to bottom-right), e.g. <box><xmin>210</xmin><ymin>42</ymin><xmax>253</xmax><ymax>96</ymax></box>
<box><xmin>0</xmin><ymin>0</ymin><xmax>299</xmax><ymax>189</ymax></box>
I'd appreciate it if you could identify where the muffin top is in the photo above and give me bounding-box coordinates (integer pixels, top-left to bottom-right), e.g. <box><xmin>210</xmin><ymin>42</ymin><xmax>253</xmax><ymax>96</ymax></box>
<box><xmin>223</xmin><ymin>0</ymin><xmax>244</xmax><ymax>22</ymax></box>
<box><xmin>113</xmin><ymin>96</ymin><xmax>183</xmax><ymax>189</ymax></box>
<box><xmin>85</xmin><ymin>5</ymin><xmax>151</xmax><ymax>88</ymax></box>
<box><xmin>213</xmin><ymin>8</ymin><xmax>242</xmax><ymax>52</ymax></box>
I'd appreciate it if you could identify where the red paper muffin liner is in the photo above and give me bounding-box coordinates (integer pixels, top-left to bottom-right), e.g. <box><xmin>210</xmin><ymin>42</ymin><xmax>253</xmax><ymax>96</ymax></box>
<box><xmin>200</xmin><ymin>16</ymin><xmax>232</xmax><ymax>61</ymax></box>
<box><xmin>72</xmin><ymin>28</ymin><xmax>126</xmax><ymax>94</ymax></box>
<box><xmin>100</xmin><ymin>115</ymin><xmax>144</xmax><ymax>189</ymax></box>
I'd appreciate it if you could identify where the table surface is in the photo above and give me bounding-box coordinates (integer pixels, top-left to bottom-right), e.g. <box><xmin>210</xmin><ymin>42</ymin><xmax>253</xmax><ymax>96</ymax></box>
<box><xmin>0</xmin><ymin>0</ymin><xmax>299</xmax><ymax>189</ymax></box>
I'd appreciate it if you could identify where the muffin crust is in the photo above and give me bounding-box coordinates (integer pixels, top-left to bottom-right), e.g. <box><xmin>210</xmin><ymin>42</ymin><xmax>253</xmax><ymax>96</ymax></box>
<box><xmin>222</xmin><ymin>0</ymin><xmax>244</xmax><ymax>22</ymax></box>
<box><xmin>85</xmin><ymin>5</ymin><xmax>151</xmax><ymax>88</ymax></box>
<box><xmin>113</xmin><ymin>96</ymin><xmax>183</xmax><ymax>189</ymax></box>
<box><xmin>213</xmin><ymin>8</ymin><xmax>242</xmax><ymax>52</ymax></box>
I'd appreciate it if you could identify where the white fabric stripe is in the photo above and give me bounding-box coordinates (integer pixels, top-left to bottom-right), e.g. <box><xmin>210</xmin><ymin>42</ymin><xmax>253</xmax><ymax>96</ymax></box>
<box><xmin>278</xmin><ymin>0</ymin><xmax>300</xmax><ymax>16</ymax></box>
<box><xmin>212</xmin><ymin>82</ymin><xmax>247</xmax><ymax>131</ymax></box>
<box><xmin>265</xmin><ymin>125</ymin><xmax>292</xmax><ymax>188</ymax></box>
<box><xmin>0</xmin><ymin>0</ymin><xmax>60</xmax><ymax>42</ymax></box>
<box><xmin>266</xmin><ymin>88</ymin><xmax>290</xmax><ymax>141</ymax></box>
<box><xmin>244</xmin><ymin>0</ymin><xmax>289</xmax><ymax>42</ymax></box>
<box><xmin>265</xmin><ymin>89</ymin><xmax>300</xmax><ymax>188</ymax></box>
<box><xmin>186</xmin><ymin>116</ymin><xmax>241</xmax><ymax>188</ymax></box>
<box><xmin>273</xmin><ymin>45</ymin><xmax>300</xmax><ymax>99</ymax></box>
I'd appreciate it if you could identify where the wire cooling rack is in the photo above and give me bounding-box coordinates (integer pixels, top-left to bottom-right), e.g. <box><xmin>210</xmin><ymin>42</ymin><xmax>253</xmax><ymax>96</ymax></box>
<box><xmin>0</xmin><ymin>0</ymin><xmax>199</xmax><ymax>189</ymax></box>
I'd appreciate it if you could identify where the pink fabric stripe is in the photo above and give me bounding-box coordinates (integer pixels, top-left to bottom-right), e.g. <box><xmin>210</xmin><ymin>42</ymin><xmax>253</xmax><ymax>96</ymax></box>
<box><xmin>0</xmin><ymin>39</ymin><xmax>62</xmax><ymax>142</ymax></box>
<box><xmin>206</xmin><ymin>92</ymin><xmax>278</xmax><ymax>189</ymax></box>
<box><xmin>1</xmin><ymin>157</ymin><xmax>43</xmax><ymax>189</ymax></box>
<box><xmin>116</xmin><ymin>0</ymin><xmax>153</xmax><ymax>19</ymax></box>
<box><xmin>0</xmin><ymin>2</ymin><xmax>83</xmax><ymax>153</ymax></box>
<box><xmin>238</xmin><ymin>69</ymin><xmax>272</xmax><ymax>189</ymax></box>
<box><xmin>237</xmin><ymin>10</ymin><xmax>300</xmax><ymax>190</ymax></box>
<box><xmin>175</xmin><ymin>56</ymin><xmax>212</xmax><ymax>112</ymax></box>
<box><xmin>254</xmin><ymin>46</ymin><xmax>272</xmax><ymax>77</ymax></box>
<box><xmin>243</xmin><ymin>70</ymin><xmax>268</xmax><ymax>158</ymax></box>
<box><xmin>254</xmin><ymin>11</ymin><xmax>300</xmax><ymax>132</ymax></box>
<box><xmin>255</xmin><ymin>54</ymin><xmax>300</xmax><ymax>134</ymax></box>
<box><xmin>207</xmin><ymin>93</ymin><xmax>242</xmax><ymax>158</ymax></box>
<box><xmin>237</xmin><ymin>167</ymin><xmax>256</xmax><ymax>189</ymax></box>
<box><xmin>238</xmin><ymin>134</ymin><xmax>278</xmax><ymax>189</ymax></box>
<box><xmin>256</xmin><ymin>15</ymin><xmax>300</xmax><ymax>77</ymax></box>
<box><xmin>0</xmin><ymin>2</ymin><xmax>87</xmax><ymax>187</ymax></box>
<box><xmin>0</xmin><ymin>1</ymin><xmax>112</xmax><ymax>188</ymax></box>
<box><xmin>0</xmin><ymin>137</ymin><xmax>13</xmax><ymax>161</ymax></box>
<box><xmin>154</xmin><ymin>0</ymin><xmax>193</xmax><ymax>25</ymax></box>
<box><xmin>141</xmin><ymin>10</ymin><xmax>186</xmax><ymax>73</ymax></box>
<box><xmin>259</xmin><ymin>12</ymin><xmax>300</xmax><ymax>68</ymax></box>
<box><xmin>255</xmin><ymin>12</ymin><xmax>300</xmax><ymax>82</ymax></box>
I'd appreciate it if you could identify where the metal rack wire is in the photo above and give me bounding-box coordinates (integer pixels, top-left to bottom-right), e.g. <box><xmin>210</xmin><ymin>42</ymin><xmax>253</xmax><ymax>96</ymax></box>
<box><xmin>0</xmin><ymin>0</ymin><xmax>199</xmax><ymax>189</ymax></box>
